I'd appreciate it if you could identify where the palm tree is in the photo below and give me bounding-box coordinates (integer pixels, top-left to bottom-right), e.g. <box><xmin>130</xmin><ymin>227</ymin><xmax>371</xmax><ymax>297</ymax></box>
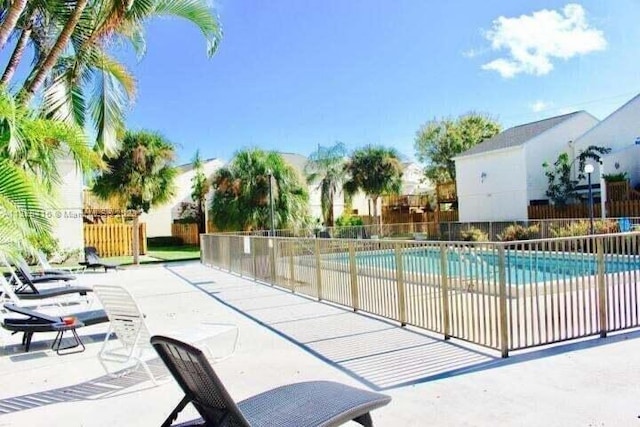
<box><xmin>343</xmin><ymin>146</ymin><xmax>404</xmax><ymax>232</ymax></box>
<box><xmin>0</xmin><ymin>89</ymin><xmax>96</xmax><ymax>260</ymax></box>
<box><xmin>1</xmin><ymin>0</ymin><xmax>222</xmax><ymax>156</ymax></box>
<box><xmin>0</xmin><ymin>0</ymin><xmax>27</xmax><ymax>50</ymax></box>
<box><xmin>190</xmin><ymin>149</ymin><xmax>210</xmax><ymax>234</ymax></box>
<box><xmin>92</xmin><ymin>130</ymin><xmax>177</xmax><ymax>264</ymax></box>
<box><xmin>304</xmin><ymin>142</ymin><xmax>347</xmax><ymax>227</ymax></box>
<box><xmin>210</xmin><ymin>149</ymin><xmax>309</xmax><ymax>232</ymax></box>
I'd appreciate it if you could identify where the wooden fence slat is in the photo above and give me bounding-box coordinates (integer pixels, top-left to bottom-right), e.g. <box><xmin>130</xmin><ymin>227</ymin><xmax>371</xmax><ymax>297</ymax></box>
<box><xmin>172</xmin><ymin>223</ymin><xmax>200</xmax><ymax>245</ymax></box>
<box><xmin>83</xmin><ymin>223</ymin><xmax>147</xmax><ymax>257</ymax></box>
<box><xmin>528</xmin><ymin>200</ymin><xmax>640</xmax><ymax>220</ymax></box>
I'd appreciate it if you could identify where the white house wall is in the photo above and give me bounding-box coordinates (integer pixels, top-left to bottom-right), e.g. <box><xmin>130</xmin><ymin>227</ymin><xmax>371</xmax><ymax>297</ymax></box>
<box><xmin>574</xmin><ymin>94</ymin><xmax>640</xmax><ymax>154</ymax></box>
<box><xmin>601</xmin><ymin>145</ymin><xmax>640</xmax><ymax>186</ymax></box>
<box><xmin>524</xmin><ymin>112</ymin><xmax>599</xmax><ymax>200</ymax></box>
<box><xmin>141</xmin><ymin>159</ymin><xmax>225</xmax><ymax>237</ymax></box>
<box><xmin>456</xmin><ymin>148</ymin><xmax>528</xmax><ymax>221</ymax></box>
<box><xmin>573</xmin><ymin>94</ymin><xmax>640</xmax><ymax>184</ymax></box>
<box><xmin>53</xmin><ymin>157</ymin><xmax>84</xmax><ymax>250</ymax></box>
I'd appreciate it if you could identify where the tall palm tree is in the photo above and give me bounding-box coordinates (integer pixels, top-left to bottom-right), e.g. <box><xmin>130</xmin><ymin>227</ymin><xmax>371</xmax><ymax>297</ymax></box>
<box><xmin>343</xmin><ymin>146</ymin><xmax>404</xmax><ymax>232</ymax></box>
<box><xmin>304</xmin><ymin>142</ymin><xmax>347</xmax><ymax>227</ymax></box>
<box><xmin>190</xmin><ymin>149</ymin><xmax>210</xmax><ymax>234</ymax></box>
<box><xmin>0</xmin><ymin>0</ymin><xmax>28</xmax><ymax>50</ymax></box>
<box><xmin>210</xmin><ymin>149</ymin><xmax>309</xmax><ymax>232</ymax></box>
<box><xmin>92</xmin><ymin>130</ymin><xmax>177</xmax><ymax>264</ymax></box>
<box><xmin>1</xmin><ymin>0</ymin><xmax>222</xmax><ymax>156</ymax></box>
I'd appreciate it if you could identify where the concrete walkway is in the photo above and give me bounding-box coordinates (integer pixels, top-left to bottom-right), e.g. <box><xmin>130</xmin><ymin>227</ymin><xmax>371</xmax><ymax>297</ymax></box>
<box><xmin>0</xmin><ymin>261</ymin><xmax>639</xmax><ymax>426</ymax></box>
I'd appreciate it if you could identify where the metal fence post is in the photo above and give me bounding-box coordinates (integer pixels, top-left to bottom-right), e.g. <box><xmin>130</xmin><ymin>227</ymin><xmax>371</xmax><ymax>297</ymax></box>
<box><xmin>315</xmin><ymin>239</ymin><xmax>323</xmax><ymax>301</ymax></box>
<box><xmin>395</xmin><ymin>242</ymin><xmax>407</xmax><ymax>326</ymax></box>
<box><xmin>497</xmin><ymin>243</ymin><xmax>509</xmax><ymax>358</ymax></box>
<box><xmin>348</xmin><ymin>241</ymin><xmax>360</xmax><ymax>311</ymax></box>
<box><xmin>288</xmin><ymin>240</ymin><xmax>296</xmax><ymax>293</ymax></box>
<box><xmin>439</xmin><ymin>243</ymin><xmax>450</xmax><ymax>340</ymax></box>
<box><xmin>269</xmin><ymin>238</ymin><xmax>277</xmax><ymax>285</ymax></box>
<box><xmin>597</xmin><ymin>237</ymin><xmax>607</xmax><ymax>338</ymax></box>
<box><xmin>252</xmin><ymin>238</ymin><xmax>257</xmax><ymax>280</ymax></box>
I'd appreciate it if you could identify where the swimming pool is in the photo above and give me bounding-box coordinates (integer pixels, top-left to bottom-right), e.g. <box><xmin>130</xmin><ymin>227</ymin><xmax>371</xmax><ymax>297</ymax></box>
<box><xmin>330</xmin><ymin>247</ymin><xmax>640</xmax><ymax>285</ymax></box>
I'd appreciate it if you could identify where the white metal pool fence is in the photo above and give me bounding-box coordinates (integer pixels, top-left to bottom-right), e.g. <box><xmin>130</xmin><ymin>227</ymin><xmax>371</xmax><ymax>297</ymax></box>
<box><xmin>201</xmin><ymin>232</ymin><xmax>640</xmax><ymax>357</ymax></box>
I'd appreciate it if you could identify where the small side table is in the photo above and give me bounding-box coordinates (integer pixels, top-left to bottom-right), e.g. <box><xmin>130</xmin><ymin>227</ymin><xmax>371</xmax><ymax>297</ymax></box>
<box><xmin>51</xmin><ymin>320</ymin><xmax>85</xmax><ymax>355</ymax></box>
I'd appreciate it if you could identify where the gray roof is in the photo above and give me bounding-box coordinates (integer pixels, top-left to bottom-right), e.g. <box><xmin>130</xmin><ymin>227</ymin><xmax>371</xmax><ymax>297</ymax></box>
<box><xmin>457</xmin><ymin>111</ymin><xmax>584</xmax><ymax>158</ymax></box>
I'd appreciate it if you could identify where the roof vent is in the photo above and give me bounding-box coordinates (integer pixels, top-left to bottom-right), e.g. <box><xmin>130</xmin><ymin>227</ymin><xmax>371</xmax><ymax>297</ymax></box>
<box><xmin>635</xmin><ymin>137</ymin><xmax>640</xmax><ymax>145</ymax></box>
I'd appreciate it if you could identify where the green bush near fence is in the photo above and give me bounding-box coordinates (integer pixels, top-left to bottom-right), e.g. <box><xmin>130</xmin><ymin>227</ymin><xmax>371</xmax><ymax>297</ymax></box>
<box><xmin>498</xmin><ymin>224</ymin><xmax>540</xmax><ymax>241</ymax></box>
<box><xmin>550</xmin><ymin>220</ymin><xmax>619</xmax><ymax>237</ymax></box>
<box><xmin>459</xmin><ymin>227</ymin><xmax>488</xmax><ymax>242</ymax></box>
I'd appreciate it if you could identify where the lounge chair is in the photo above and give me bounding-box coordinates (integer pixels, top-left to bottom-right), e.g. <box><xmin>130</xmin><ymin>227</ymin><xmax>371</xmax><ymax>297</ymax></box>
<box><xmin>12</xmin><ymin>256</ymin><xmax>76</xmax><ymax>284</ymax></box>
<box><xmin>35</xmin><ymin>250</ymin><xmax>86</xmax><ymax>275</ymax></box>
<box><xmin>1</xmin><ymin>303</ymin><xmax>108</xmax><ymax>353</ymax></box>
<box><xmin>93</xmin><ymin>285</ymin><xmax>156</xmax><ymax>384</ymax></box>
<box><xmin>151</xmin><ymin>335</ymin><xmax>392</xmax><ymax>427</ymax></box>
<box><xmin>80</xmin><ymin>247</ymin><xmax>119</xmax><ymax>272</ymax></box>
<box><xmin>0</xmin><ymin>273</ymin><xmax>92</xmax><ymax>306</ymax></box>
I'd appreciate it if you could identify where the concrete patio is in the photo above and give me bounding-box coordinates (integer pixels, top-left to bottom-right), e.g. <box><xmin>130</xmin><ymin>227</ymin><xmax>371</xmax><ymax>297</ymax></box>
<box><xmin>0</xmin><ymin>261</ymin><xmax>639</xmax><ymax>426</ymax></box>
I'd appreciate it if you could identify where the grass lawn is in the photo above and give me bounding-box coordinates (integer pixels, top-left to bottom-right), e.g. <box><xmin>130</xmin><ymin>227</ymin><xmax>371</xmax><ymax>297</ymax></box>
<box><xmin>103</xmin><ymin>244</ymin><xmax>200</xmax><ymax>265</ymax></box>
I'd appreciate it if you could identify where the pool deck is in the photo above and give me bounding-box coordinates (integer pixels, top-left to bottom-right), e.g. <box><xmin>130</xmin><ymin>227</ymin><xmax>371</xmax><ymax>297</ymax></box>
<box><xmin>1</xmin><ymin>261</ymin><xmax>639</xmax><ymax>426</ymax></box>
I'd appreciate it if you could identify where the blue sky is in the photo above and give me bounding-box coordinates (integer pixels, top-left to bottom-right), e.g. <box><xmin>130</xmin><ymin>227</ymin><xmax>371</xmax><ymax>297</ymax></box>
<box><xmin>12</xmin><ymin>1</ymin><xmax>640</xmax><ymax>164</ymax></box>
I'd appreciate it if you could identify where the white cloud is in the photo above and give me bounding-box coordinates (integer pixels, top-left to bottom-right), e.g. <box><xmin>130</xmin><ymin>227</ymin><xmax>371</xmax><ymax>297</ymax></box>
<box><xmin>530</xmin><ymin>100</ymin><xmax>552</xmax><ymax>112</ymax></box>
<box><xmin>481</xmin><ymin>3</ymin><xmax>606</xmax><ymax>78</ymax></box>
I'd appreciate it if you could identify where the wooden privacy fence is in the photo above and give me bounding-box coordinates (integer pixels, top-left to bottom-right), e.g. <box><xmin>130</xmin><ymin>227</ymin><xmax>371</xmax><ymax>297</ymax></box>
<box><xmin>84</xmin><ymin>223</ymin><xmax>147</xmax><ymax>257</ymax></box>
<box><xmin>201</xmin><ymin>232</ymin><xmax>640</xmax><ymax>358</ymax></box>
<box><xmin>529</xmin><ymin>200</ymin><xmax>640</xmax><ymax>219</ymax></box>
<box><xmin>172</xmin><ymin>223</ymin><xmax>200</xmax><ymax>245</ymax></box>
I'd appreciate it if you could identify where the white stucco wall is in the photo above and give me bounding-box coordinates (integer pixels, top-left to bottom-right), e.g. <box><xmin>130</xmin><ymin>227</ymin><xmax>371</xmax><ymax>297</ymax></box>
<box><xmin>574</xmin><ymin>94</ymin><xmax>640</xmax><ymax>155</ymax></box>
<box><xmin>456</xmin><ymin>147</ymin><xmax>528</xmax><ymax>221</ymax></box>
<box><xmin>53</xmin><ymin>157</ymin><xmax>84</xmax><ymax>250</ymax></box>
<box><xmin>402</xmin><ymin>162</ymin><xmax>433</xmax><ymax>194</ymax></box>
<box><xmin>525</xmin><ymin>112</ymin><xmax>599</xmax><ymax>200</ymax></box>
<box><xmin>141</xmin><ymin>158</ymin><xmax>225</xmax><ymax>237</ymax></box>
<box><xmin>573</xmin><ymin>94</ymin><xmax>640</xmax><ymax>184</ymax></box>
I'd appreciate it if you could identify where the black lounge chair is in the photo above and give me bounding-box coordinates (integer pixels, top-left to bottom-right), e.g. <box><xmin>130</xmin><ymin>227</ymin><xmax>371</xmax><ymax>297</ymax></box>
<box><xmin>0</xmin><ymin>273</ymin><xmax>92</xmax><ymax>304</ymax></box>
<box><xmin>13</xmin><ymin>256</ymin><xmax>76</xmax><ymax>284</ymax></box>
<box><xmin>2</xmin><ymin>303</ymin><xmax>109</xmax><ymax>353</ymax></box>
<box><xmin>151</xmin><ymin>335</ymin><xmax>391</xmax><ymax>427</ymax></box>
<box><xmin>80</xmin><ymin>247</ymin><xmax>119</xmax><ymax>272</ymax></box>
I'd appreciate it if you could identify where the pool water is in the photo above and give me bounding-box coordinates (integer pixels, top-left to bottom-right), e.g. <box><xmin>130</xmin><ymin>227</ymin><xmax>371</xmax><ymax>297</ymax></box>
<box><xmin>333</xmin><ymin>247</ymin><xmax>640</xmax><ymax>285</ymax></box>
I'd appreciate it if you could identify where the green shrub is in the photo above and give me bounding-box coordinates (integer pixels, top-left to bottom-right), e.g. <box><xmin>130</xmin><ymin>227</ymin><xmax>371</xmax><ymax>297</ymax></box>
<box><xmin>459</xmin><ymin>227</ymin><xmax>488</xmax><ymax>242</ymax></box>
<box><xmin>497</xmin><ymin>224</ymin><xmax>540</xmax><ymax>241</ymax></box>
<box><xmin>27</xmin><ymin>233</ymin><xmax>59</xmax><ymax>258</ymax></box>
<box><xmin>148</xmin><ymin>236</ymin><xmax>185</xmax><ymax>247</ymax></box>
<box><xmin>603</xmin><ymin>172</ymin><xmax>628</xmax><ymax>182</ymax></box>
<box><xmin>550</xmin><ymin>220</ymin><xmax>619</xmax><ymax>237</ymax></box>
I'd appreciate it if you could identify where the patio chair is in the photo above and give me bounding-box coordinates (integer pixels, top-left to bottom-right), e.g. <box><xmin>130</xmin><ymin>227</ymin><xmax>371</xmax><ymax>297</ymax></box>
<box><xmin>151</xmin><ymin>335</ymin><xmax>392</xmax><ymax>427</ymax></box>
<box><xmin>12</xmin><ymin>256</ymin><xmax>76</xmax><ymax>284</ymax></box>
<box><xmin>93</xmin><ymin>285</ymin><xmax>156</xmax><ymax>384</ymax></box>
<box><xmin>35</xmin><ymin>250</ymin><xmax>86</xmax><ymax>275</ymax></box>
<box><xmin>0</xmin><ymin>271</ymin><xmax>92</xmax><ymax>306</ymax></box>
<box><xmin>1</xmin><ymin>303</ymin><xmax>108</xmax><ymax>353</ymax></box>
<box><xmin>80</xmin><ymin>247</ymin><xmax>119</xmax><ymax>272</ymax></box>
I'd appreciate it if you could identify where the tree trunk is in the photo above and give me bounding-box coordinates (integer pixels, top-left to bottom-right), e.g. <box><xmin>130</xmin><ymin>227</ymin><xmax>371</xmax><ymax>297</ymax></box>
<box><xmin>0</xmin><ymin>0</ymin><xmax>27</xmax><ymax>51</ymax></box>
<box><xmin>132</xmin><ymin>214</ymin><xmax>140</xmax><ymax>265</ymax></box>
<box><xmin>371</xmin><ymin>196</ymin><xmax>381</xmax><ymax>236</ymax></box>
<box><xmin>19</xmin><ymin>0</ymin><xmax>88</xmax><ymax>104</ymax></box>
<box><xmin>1</xmin><ymin>25</ymin><xmax>30</xmax><ymax>86</ymax></box>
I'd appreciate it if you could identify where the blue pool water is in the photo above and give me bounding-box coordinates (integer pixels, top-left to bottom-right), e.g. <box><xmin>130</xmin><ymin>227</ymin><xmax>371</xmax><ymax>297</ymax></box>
<box><xmin>334</xmin><ymin>248</ymin><xmax>640</xmax><ymax>285</ymax></box>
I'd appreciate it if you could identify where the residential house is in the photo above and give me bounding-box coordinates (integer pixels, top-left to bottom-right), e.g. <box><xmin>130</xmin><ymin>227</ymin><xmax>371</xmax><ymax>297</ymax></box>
<box><xmin>454</xmin><ymin>111</ymin><xmax>599</xmax><ymax>222</ymax></box>
<box><xmin>572</xmin><ymin>93</ymin><xmax>640</xmax><ymax>190</ymax></box>
<box><xmin>140</xmin><ymin>158</ymin><xmax>225</xmax><ymax>237</ymax></box>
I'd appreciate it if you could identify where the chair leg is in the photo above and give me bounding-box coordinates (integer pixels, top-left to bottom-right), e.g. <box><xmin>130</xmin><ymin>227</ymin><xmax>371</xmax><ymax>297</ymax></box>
<box><xmin>353</xmin><ymin>412</ymin><xmax>373</xmax><ymax>427</ymax></box>
<box><xmin>22</xmin><ymin>332</ymin><xmax>34</xmax><ymax>352</ymax></box>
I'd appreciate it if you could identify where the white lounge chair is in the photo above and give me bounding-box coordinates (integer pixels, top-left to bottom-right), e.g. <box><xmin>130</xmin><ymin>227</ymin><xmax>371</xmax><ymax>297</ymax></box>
<box><xmin>93</xmin><ymin>285</ymin><xmax>157</xmax><ymax>384</ymax></box>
